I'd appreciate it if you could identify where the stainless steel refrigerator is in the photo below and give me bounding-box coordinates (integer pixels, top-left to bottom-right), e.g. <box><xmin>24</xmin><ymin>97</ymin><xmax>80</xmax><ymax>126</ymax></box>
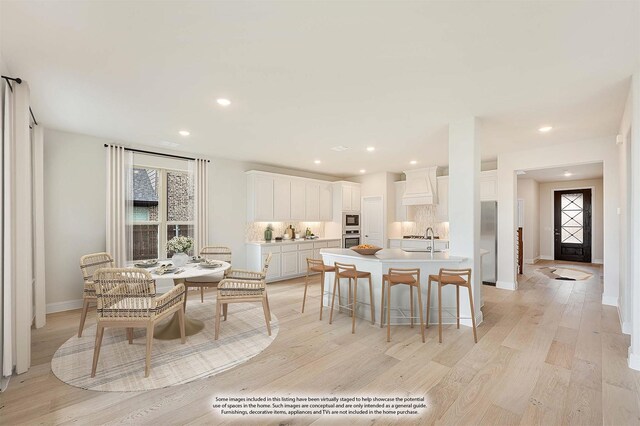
<box><xmin>481</xmin><ymin>201</ymin><xmax>498</xmax><ymax>285</ymax></box>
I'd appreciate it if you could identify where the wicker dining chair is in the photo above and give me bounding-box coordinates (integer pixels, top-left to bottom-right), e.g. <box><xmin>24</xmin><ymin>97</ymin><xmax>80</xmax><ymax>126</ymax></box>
<box><xmin>214</xmin><ymin>253</ymin><xmax>273</xmax><ymax>339</ymax></box>
<box><xmin>222</xmin><ymin>252</ymin><xmax>273</xmax><ymax>320</ymax></box>
<box><xmin>91</xmin><ymin>268</ymin><xmax>186</xmax><ymax>378</ymax></box>
<box><xmin>183</xmin><ymin>246</ymin><xmax>232</xmax><ymax>308</ymax></box>
<box><xmin>78</xmin><ymin>252</ymin><xmax>115</xmax><ymax>337</ymax></box>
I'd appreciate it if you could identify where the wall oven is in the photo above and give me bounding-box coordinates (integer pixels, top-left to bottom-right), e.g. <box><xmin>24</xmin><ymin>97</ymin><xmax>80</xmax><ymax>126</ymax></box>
<box><xmin>343</xmin><ymin>230</ymin><xmax>361</xmax><ymax>248</ymax></box>
<box><xmin>343</xmin><ymin>212</ymin><xmax>360</xmax><ymax>230</ymax></box>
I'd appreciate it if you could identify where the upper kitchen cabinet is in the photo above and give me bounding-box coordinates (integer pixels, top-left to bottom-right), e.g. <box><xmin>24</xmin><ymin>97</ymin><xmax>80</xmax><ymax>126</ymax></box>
<box><xmin>305</xmin><ymin>182</ymin><xmax>320</xmax><ymax>221</ymax></box>
<box><xmin>290</xmin><ymin>180</ymin><xmax>306</xmax><ymax>220</ymax></box>
<box><xmin>335</xmin><ymin>181</ymin><xmax>361</xmax><ymax>212</ymax></box>
<box><xmin>480</xmin><ymin>170</ymin><xmax>497</xmax><ymax>201</ymax></box>
<box><xmin>319</xmin><ymin>183</ymin><xmax>333</xmax><ymax>221</ymax></box>
<box><xmin>435</xmin><ymin>176</ymin><xmax>449</xmax><ymax>222</ymax></box>
<box><xmin>273</xmin><ymin>177</ymin><xmax>291</xmax><ymax>220</ymax></box>
<box><xmin>246</xmin><ymin>171</ymin><xmax>334</xmax><ymax>222</ymax></box>
<box><xmin>247</xmin><ymin>173</ymin><xmax>274</xmax><ymax>221</ymax></box>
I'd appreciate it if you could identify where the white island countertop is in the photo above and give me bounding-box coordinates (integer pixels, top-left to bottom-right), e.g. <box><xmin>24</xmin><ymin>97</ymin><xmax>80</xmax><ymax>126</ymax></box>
<box><xmin>247</xmin><ymin>237</ymin><xmax>340</xmax><ymax>246</ymax></box>
<box><xmin>320</xmin><ymin>248</ymin><xmax>466</xmax><ymax>263</ymax></box>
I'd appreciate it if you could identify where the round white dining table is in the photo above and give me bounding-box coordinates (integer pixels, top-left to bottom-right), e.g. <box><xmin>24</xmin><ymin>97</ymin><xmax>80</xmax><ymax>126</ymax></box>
<box><xmin>132</xmin><ymin>261</ymin><xmax>231</xmax><ymax>340</ymax></box>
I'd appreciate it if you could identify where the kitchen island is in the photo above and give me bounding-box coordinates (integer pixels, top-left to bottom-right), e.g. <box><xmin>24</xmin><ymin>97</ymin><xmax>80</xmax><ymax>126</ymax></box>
<box><xmin>320</xmin><ymin>248</ymin><xmax>468</xmax><ymax>326</ymax></box>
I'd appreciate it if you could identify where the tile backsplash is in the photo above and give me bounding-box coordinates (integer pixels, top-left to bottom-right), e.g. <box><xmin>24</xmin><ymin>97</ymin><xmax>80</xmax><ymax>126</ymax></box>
<box><xmin>246</xmin><ymin>222</ymin><xmax>325</xmax><ymax>242</ymax></box>
<box><xmin>399</xmin><ymin>205</ymin><xmax>449</xmax><ymax>239</ymax></box>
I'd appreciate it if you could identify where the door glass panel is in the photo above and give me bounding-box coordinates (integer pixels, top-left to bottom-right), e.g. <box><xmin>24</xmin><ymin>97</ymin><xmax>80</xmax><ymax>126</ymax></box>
<box><xmin>560</xmin><ymin>193</ymin><xmax>584</xmax><ymax>244</ymax></box>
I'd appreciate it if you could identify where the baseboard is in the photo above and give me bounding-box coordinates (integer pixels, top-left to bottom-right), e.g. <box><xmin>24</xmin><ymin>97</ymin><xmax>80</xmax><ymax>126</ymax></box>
<box><xmin>629</xmin><ymin>347</ymin><xmax>640</xmax><ymax>371</ymax></box>
<box><xmin>496</xmin><ymin>280</ymin><xmax>516</xmax><ymax>291</ymax></box>
<box><xmin>46</xmin><ymin>299</ymin><xmax>84</xmax><ymax>314</ymax></box>
<box><xmin>539</xmin><ymin>255</ymin><xmax>553</xmax><ymax>261</ymax></box>
<box><xmin>601</xmin><ymin>295</ymin><xmax>618</xmax><ymax>307</ymax></box>
<box><xmin>593</xmin><ymin>259</ymin><xmax>604</xmax><ymax>264</ymax></box>
<box><xmin>525</xmin><ymin>256</ymin><xmax>540</xmax><ymax>265</ymax></box>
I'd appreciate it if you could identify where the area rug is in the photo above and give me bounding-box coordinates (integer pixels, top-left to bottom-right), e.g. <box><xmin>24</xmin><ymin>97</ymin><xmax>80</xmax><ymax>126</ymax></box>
<box><xmin>537</xmin><ymin>266</ymin><xmax>592</xmax><ymax>281</ymax></box>
<box><xmin>51</xmin><ymin>301</ymin><xmax>278</xmax><ymax>392</ymax></box>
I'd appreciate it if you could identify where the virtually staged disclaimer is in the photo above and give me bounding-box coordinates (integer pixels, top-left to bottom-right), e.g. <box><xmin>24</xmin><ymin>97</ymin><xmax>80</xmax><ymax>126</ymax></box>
<box><xmin>212</xmin><ymin>395</ymin><xmax>427</xmax><ymax>417</ymax></box>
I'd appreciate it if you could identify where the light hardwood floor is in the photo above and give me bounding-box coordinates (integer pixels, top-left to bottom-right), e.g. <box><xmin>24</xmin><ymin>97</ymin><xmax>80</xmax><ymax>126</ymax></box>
<box><xmin>2</xmin><ymin>261</ymin><xmax>640</xmax><ymax>425</ymax></box>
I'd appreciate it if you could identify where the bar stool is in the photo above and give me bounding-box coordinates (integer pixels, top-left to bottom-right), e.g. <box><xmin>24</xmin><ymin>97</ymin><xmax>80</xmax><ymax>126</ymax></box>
<box><xmin>329</xmin><ymin>262</ymin><xmax>375</xmax><ymax>333</ymax></box>
<box><xmin>380</xmin><ymin>268</ymin><xmax>425</xmax><ymax>343</ymax></box>
<box><xmin>302</xmin><ymin>258</ymin><xmax>336</xmax><ymax>320</ymax></box>
<box><xmin>426</xmin><ymin>268</ymin><xmax>477</xmax><ymax>343</ymax></box>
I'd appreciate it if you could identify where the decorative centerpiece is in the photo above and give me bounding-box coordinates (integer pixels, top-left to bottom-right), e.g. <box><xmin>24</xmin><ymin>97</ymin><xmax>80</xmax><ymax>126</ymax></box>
<box><xmin>167</xmin><ymin>236</ymin><xmax>194</xmax><ymax>267</ymax></box>
<box><xmin>264</xmin><ymin>223</ymin><xmax>273</xmax><ymax>242</ymax></box>
<box><xmin>351</xmin><ymin>244</ymin><xmax>382</xmax><ymax>255</ymax></box>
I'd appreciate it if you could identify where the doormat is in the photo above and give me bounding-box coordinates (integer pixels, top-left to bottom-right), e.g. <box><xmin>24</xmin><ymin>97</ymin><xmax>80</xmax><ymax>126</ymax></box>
<box><xmin>537</xmin><ymin>267</ymin><xmax>592</xmax><ymax>281</ymax></box>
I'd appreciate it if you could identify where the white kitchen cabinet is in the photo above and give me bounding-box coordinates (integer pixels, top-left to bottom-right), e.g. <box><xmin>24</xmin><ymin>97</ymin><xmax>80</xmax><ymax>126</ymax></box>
<box><xmin>319</xmin><ymin>183</ymin><xmax>333</xmax><ymax>221</ymax></box>
<box><xmin>264</xmin><ymin>253</ymin><xmax>281</xmax><ymax>280</ymax></box>
<box><xmin>298</xmin><ymin>249</ymin><xmax>313</xmax><ymax>272</ymax></box>
<box><xmin>394</xmin><ymin>181</ymin><xmax>414</xmax><ymax>222</ymax></box>
<box><xmin>351</xmin><ymin>185</ymin><xmax>361</xmax><ymax>212</ymax></box>
<box><xmin>305</xmin><ymin>183</ymin><xmax>320</xmax><ymax>221</ymax></box>
<box><xmin>247</xmin><ymin>239</ymin><xmax>341</xmax><ymax>283</ymax></box>
<box><xmin>480</xmin><ymin>170</ymin><xmax>497</xmax><ymax>201</ymax></box>
<box><xmin>435</xmin><ymin>176</ymin><xmax>449</xmax><ymax>222</ymax></box>
<box><xmin>247</xmin><ymin>174</ymin><xmax>274</xmax><ymax>221</ymax></box>
<box><xmin>281</xmin><ymin>251</ymin><xmax>298</xmax><ymax>276</ymax></box>
<box><xmin>290</xmin><ymin>180</ymin><xmax>306</xmax><ymax>220</ymax></box>
<box><xmin>273</xmin><ymin>177</ymin><xmax>291</xmax><ymax>220</ymax></box>
<box><xmin>341</xmin><ymin>185</ymin><xmax>352</xmax><ymax>211</ymax></box>
<box><xmin>334</xmin><ymin>181</ymin><xmax>361</xmax><ymax>213</ymax></box>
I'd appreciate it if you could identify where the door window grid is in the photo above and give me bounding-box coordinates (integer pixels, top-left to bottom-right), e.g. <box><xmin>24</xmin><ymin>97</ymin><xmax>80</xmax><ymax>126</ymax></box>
<box><xmin>560</xmin><ymin>193</ymin><xmax>584</xmax><ymax>244</ymax></box>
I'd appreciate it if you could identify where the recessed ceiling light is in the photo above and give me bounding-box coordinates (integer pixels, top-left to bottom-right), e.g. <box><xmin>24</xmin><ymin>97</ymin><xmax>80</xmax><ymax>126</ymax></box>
<box><xmin>216</xmin><ymin>98</ymin><xmax>231</xmax><ymax>107</ymax></box>
<box><xmin>179</xmin><ymin>130</ymin><xmax>190</xmax><ymax>136</ymax></box>
<box><xmin>314</xmin><ymin>160</ymin><xmax>321</xmax><ymax>164</ymax></box>
<box><xmin>359</xmin><ymin>169</ymin><xmax>366</xmax><ymax>174</ymax></box>
<box><xmin>563</xmin><ymin>170</ymin><xmax>572</xmax><ymax>177</ymax></box>
<box><xmin>366</xmin><ymin>146</ymin><xmax>375</xmax><ymax>152</ymax></box>
<box><xmin>331</xmin><ymin>145</ymin><xmax>350</xmax><ymax>152</ymax></box>
<box><xmin>538</xmin><ymin>126</ymin><xmax>553</xmax><ymax>133</ymax></box>
<box><xmin>410</xmin><ymin>160</ymin><xmax>417</xmax><ymax>165</ymax></box>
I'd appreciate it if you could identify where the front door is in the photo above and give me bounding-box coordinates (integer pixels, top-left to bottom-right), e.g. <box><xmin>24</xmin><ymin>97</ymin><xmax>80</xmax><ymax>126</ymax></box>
<box><xmin>554</xmin><ymin>189</ymin><xmax>592</xmax><ymax>263</ymax></box>
<box><xmin>361</xmin><ymin>196</ymin><xmax>384</xmax><ymax>248</ymax></box>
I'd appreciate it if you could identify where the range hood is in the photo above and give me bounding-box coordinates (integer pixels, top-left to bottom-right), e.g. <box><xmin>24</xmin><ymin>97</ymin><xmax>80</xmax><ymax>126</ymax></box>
<box><xmin>402</xmin><ymin>166</ymin><xmax>439</xmax><ymax>205</ymax></box>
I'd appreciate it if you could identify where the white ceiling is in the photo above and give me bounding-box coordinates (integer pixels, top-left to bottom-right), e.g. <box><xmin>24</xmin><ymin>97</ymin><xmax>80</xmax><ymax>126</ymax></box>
<box><xmin>518</xmin><ymin>162</ymin><xmax>603</xmax><ymax>183</ymax></box>
<box><xmin>2</xmin><ymin>1</ymin><xmax>638</xmax><ymax>177</ymax></box>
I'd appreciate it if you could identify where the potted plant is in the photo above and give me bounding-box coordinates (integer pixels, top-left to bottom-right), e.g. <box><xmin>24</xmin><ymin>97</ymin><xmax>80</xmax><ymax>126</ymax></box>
<box><xmin>167</xmin><ymin>235</ymin><xmax>194</xmax><ymax>267</ymax></box>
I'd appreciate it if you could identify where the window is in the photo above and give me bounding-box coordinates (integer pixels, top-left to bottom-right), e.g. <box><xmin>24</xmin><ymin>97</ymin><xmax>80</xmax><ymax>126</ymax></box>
<box><xmin>132</xmin><ymin>166</ymin><xmax>194</xmax><ymax>260</ymax></box>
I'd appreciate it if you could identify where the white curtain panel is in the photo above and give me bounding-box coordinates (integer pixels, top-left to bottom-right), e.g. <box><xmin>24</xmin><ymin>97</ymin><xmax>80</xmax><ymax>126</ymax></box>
<box><xmin>32</xmin><ymin>125</ymin><xmax>46</xmax><ymax>329</ymax></box>
<box><xmin>194</xmin><ymin>159</ymin><xmax>209</xmax><ymax>253</ymax></box>
<box><xmin>2</xmin><ymin>79</ymin><xmax>34</xmax><ymax>378</ymax></box>
<box><xmin>106</xmin><ymin>145</ymin><xmax>133</xmax><ymax>267</ymax></box>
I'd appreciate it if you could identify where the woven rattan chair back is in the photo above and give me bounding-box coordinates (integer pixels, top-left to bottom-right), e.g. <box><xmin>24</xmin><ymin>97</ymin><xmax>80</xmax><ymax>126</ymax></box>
<box><xmin>80</xmin><ymin>252</ymin><xmax>115</xmax><ymax>284</ymax></box>
<box><xmin>93</xmin><ymin>268</ymin><xmax>156</xmax><ymax>319</ymax></box>
<box><xmin>200</xmin><ymin>246</ymin><xmax>232</xmax><ymax>264</ymax></box>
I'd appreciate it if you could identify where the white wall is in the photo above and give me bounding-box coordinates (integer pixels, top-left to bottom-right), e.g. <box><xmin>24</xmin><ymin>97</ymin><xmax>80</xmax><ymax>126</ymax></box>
<box><xmin>538</xmin><ymin>178</ymin><xmax>603</xmax><ymax>263</ymax></box>
<box><xmin>618</xmin><ymin>83</ymin><xmax>633</xmax><ymax>335</ymax></box>
<box><xmin>43</xmin><ymin>128</ymin><xmax>339</xmax><ymax>310</ymax></box>
<box><xmin>516</xmin><ymin>178</ymin><xmax>540</xmax><ymax>263</ymax></box>
<box><xmin>496</xmin><ymin>136</ymin><xmax>619</xmax><ymax>307</ymax></box>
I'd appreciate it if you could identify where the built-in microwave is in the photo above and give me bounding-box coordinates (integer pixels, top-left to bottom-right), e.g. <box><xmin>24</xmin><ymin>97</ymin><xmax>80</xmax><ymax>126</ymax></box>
<box><xmin>343</xmin><ymin>212</ymin><xmax>360</xmax><ymax>229</ymax></box>
<box><xmin>343</xmin><ymin>230</ymin><xmax>361</xmax><ymax>248</ymax></box>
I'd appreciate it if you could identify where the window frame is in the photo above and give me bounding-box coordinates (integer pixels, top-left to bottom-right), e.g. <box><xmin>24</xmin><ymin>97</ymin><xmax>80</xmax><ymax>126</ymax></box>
<box><xmin>132</xmin><ymin>164</ymin><xmax>194</xmax><ymax>260</ymax></box>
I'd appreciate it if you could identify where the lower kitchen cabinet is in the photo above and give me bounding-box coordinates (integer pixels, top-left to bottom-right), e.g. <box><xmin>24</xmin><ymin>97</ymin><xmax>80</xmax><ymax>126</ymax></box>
<box><xmin>247</xmin><ymin>239</ymin><xmax>341</xmax><ymax>283</ymax></box>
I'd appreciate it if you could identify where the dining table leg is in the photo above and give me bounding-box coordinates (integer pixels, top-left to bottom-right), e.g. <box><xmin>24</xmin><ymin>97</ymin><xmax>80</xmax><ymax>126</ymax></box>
<box><xmin>153</xmin><ymin>278</ymin><xmax>205</xmax><ymax>340</ymax></box>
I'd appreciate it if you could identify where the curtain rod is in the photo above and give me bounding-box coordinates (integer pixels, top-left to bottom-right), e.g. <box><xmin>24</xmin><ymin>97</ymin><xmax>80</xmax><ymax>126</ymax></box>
<box><xmin>2</xmin><ymin>75</ymin><xmax>38</xmax><ymax>126</ymax></box>
<box><xmin>103</xmin><ymin>144</ymin><xmax>210</xmax><ymax>162</ymax></box>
